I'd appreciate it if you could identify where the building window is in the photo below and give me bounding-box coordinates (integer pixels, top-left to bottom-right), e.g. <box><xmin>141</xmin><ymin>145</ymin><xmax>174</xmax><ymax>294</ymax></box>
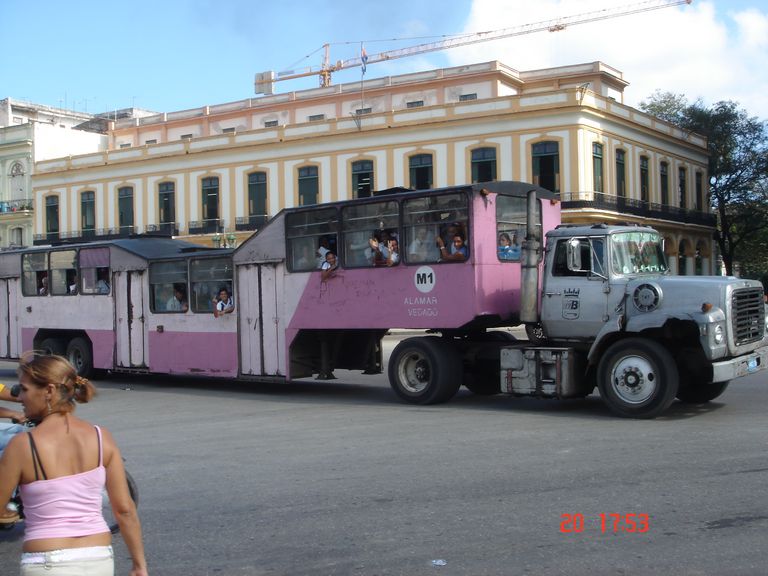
<box><xmin>678</xmin><ymin>167</ymin><xmax>687</xmax><ymax>209</ymax></box>
<box><xmin>46</xmin><ymin>196</ymin><xmax>59</xmax><ymax>238</ymax></box>
<box><xmin>248</xmin><ymin>172</ymin><xmax>267</xmax><ymax>219</ymax></box>
<box><xmin>640</xmin><ymin>156</ymin><xmax>650</xmax><ymax>204</ymax></box>
<box><xmin>118</xmin><ymin>186</ymin><xmax>134</xmax><ymax>233</ymax></box>
<box><xmin>119</xmin><ymin>143</ymin><xmax>132</xmax><ymax>149</ymax></box>
<box><xmin>181</xmin><ymin>134</ymin><xmax>193</xmax><ymax>140</ymax></box>
<box><xmin>308</xmin><ymin>114</ymin><xmax>325</xmax><ymax>122</ymax></box>
<box><xmin>616</xmin><ymin>149</ymin><xmax>626</xmax><ymax>198</ymax></box>
<box><xmin>678</xmin><ymin>240</ymin><xmax>688</xmax><ymax>275</ymax></box>
<box><xmin>264</xmin><ymin>120</ymin><xmax>278</xmax><ymax>128</ymax></box>
<box><xmin>298</xmin><ymin>166</ymin><xmax>319</xmax><ymax>206</ymax></box>
<box><xmin>13</xmin><ymin>116</ymin><xmax>24</xmax><ymax>124</ymax></box>
<box><xmin>10</xmin><ymin>227</ymin><xmax>23</xmax><ymax>246</ymax></box>
<box><xmin>660</xmin><ymin>161</ymin><xmax>669</xmax><ymax>206</ymax></box>
<box><xmin>592</xmin><ymin>143</ymin><xmax>604</xmax><ymax>193</ymax></box>
<box><xmin>352</xmin><ymin>160</ymin><xmax>374</xmax><ymax>198</ymax></box>
<box><xmin>158</xmin><ymin>182</ymin><xmax>175</xmax><ymax>230</ymax></box>
<box><xmin>695</xmin><ymin>172</ymin><xmax>704</xmax><ymax>211</ymax></box>
<box><xmin>145</xmin><ymin>139</ymin><xmax>157</xmax><ymax>145</ymax></box>
<box><xmin>81</xmin><ymin>191</ymin><xmax>95</xmax><ymax>236</ymax></box>
<box><xmin>409</xmin><ymin>154</ymin><xmax>433</xmax><ymax>190</ymax></box>
<box><xmin>222</xmin><ymin>127</ymin><xmax>236</xmax><ymax>134</ymax></box>
<box><xmin>532</xmin><ymin>141</ymin><xmax>560</xmax><ymax>193</ymax></box>
<box><xmin>459</xmin><ymin>93</ymin><xmax>478</xmax><ymax>101</ymax></box>
<box><xmin>202</xmin><ymin>177</ymin><xmax>220</xmax><ymax>225</ymax></box>
<box><xmin>471</xmin><ymin>147</ymin><xmax>496</xmax><ymax>183</ymax></box>
<box><xmin>406</xmin><ymin>100</ymin><xmax>424</xmax><ymax>108</ymax></box>
<box><xmin>355</xmin><ymin>107</ymin><xmax>372</xmax><ymax>115</ymax></box>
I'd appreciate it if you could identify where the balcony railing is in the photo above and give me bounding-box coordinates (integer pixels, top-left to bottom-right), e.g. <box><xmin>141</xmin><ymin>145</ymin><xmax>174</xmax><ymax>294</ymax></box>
<box><xmin>188</xmin><ymin>218</ymin><xmax>224</xmax><ymax>234</ymax></box>
<box><xmin>235</xmin><ymin>214</ymin><xmax>269</xmax><ymax>231</ymax></box>
<box><xmin>561</xmin><ymin>191</ymin><xmax>717</xmax><ymax>227</ymax></box>
<box><xmin>146</xmin><ymin>222</ymin><xmax>180</xmax><ymax>236</ymax></box>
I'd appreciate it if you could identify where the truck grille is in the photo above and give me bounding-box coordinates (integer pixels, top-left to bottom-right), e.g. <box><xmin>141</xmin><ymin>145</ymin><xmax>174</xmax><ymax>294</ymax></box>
<box><xmin>731</xmin><ymin>288</ymin><xmax>764</xmax><ymax>345</ymax></box>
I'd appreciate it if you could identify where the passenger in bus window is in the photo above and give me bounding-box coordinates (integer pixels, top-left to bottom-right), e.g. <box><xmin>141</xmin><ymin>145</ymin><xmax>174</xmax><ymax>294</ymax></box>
<box><xmin>385</xmin><ymin>238</ymin><xmax>400</xmax><ymax>266</ymax></box>
<box><xmin>38</xmin><ymin>274</ymin><xmax>48</xmax><ymax>296</ymax></box>
<box><xmin>68</xmin><ymin>272</ymin><xmax>78</xmax><ymax>295</ymax></box>
<box><xmin>294</xmin><ymin>242</ymin><xmax>314</xmax><ymax>270</ymax></box>
<box><xmin>213</xmin><ymin>287</ymin><xmax>235</xmax><ymax>318</ymax></box>
<box><xmin>316</xmin><ymin>237</ymin><xmax>331</xmax><ymax>269</ymax></box>
<box><xmin>498</xmin><ymin>232</ymin><xmax>521</xmax><ymax>260</ymax></box>
<box><xmin>408</xmin><ymin>227</ymin><xmax>433</xmax><ymax>262</ymax></box>
<box><xmin>166</xmin><ymin>284</ymin><xmax>188</xmax><ymax>312</ymax></box>
<box><xmin>437</xmin><ymin>232</ymin><xmax>468</xmax><ymax>262</ymax></box>
<box><xmin>321</xmin><ymin>252</ymin><xmax>338</xmax><ymax>281</ymax></box>
<box><xmin>96</xmin><ymin>268</ymin><xmax>110</xmax><ymax>294</ymax></box>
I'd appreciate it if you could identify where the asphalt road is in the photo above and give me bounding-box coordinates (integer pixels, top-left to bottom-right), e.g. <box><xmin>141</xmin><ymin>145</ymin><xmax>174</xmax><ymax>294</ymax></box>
<box><xmin>1</xmin><ymin>340</ymin><xmax>767</xmax><ymax>576</ymax></box>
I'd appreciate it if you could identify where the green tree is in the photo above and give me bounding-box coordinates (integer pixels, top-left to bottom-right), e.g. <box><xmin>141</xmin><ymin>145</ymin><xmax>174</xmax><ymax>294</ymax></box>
<box><xmin>640</xmin><ymin>92</ymin><xmax>768</xmax><ymax>276</ymax></box>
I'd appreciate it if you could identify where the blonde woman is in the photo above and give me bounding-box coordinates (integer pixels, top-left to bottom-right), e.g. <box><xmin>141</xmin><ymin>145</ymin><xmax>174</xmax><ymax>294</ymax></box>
<box><xmin>0</xmin><ymin>353</ymin><xmax>148</xmax><ymax>576</ymax></box>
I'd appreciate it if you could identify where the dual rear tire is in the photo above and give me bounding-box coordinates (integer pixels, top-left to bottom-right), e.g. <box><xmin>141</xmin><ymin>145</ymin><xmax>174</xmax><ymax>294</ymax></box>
<box><xmin>388</xmin><ymin>337</ymin><xmax>462</xmax><ymax>404</ymax></box>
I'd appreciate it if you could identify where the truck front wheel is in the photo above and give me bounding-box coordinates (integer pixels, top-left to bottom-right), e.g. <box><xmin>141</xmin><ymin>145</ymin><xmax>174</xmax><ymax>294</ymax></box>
<box><xmin>597</xmin><ymin>338</ymin><xmax>678</xmax><ymax>419</ymax></box>
<box><xmin>388</xmin><ymin>337</ymin><xmax>461</xmax><ymax>404</ymax></box>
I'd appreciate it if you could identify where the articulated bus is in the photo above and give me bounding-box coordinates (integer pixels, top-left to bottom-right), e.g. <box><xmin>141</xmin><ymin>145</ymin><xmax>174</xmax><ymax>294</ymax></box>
<box><xmin>0</xmin><ymin>181</ymin><xmax>558</xmax><ymax>403</ymax></box>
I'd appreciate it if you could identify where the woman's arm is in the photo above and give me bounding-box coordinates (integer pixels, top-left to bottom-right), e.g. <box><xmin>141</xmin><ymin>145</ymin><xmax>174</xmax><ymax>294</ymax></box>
<box><xmin>103</xmin><ymin>428</ymin><xmax>148</xmax><ymax>576</ymax></box>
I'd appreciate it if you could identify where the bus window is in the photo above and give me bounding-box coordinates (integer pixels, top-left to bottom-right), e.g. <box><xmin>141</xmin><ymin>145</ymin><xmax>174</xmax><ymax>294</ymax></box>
<box><xmin>50</xmin><ymin>250</ymin><xmax>77</xmax><ymax>295</ymax></box>
<box><xmin>341</xmin><ymin>200</ymin><xmax>399</xmax><ymax>267</ymax></box>
<box><xmin>404</xmin><ymin>192</ymin><xmax>468</xmax><ymax>264</ymax></box>
<box><xmin>286</xmin><ymin>207</ymin><xmax>338</xmax><ymax>272</ymax></box>
<box><xmin>150</xmin><ymin>261</ymin><xmax>188</xmax><ymax>313</ymax></box>
<box><xmin>496</xmin><ymin>195</ymin><xmax>539</xmax><ymax>262</ymax></box>
<box><xmin>22</xmin><ymin>252</ymin><xmax>48</xmax><ymax>296</ymax></box>
<box><xmin>79</xmin><ymin>248</ymin><xmax>111</xmax><ymax>295</ymax></box>
<box><xmin>190</xmin><ymin>257</ymin><xmax>233</xmax><ymax>313</ymax></box>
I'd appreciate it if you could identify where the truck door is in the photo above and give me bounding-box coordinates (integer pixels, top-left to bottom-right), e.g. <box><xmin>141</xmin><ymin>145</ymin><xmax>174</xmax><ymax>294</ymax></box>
<box><xmin>541</xmin><ymin>237</ymin><xmax>612</xmax><ymax>340</ymax></box>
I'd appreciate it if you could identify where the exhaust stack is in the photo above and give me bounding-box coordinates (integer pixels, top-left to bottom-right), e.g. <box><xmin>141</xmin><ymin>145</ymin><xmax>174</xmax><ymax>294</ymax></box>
<box><xmin>520</xmin><ymin>189</ymin><xmax>541</xmax><ymax>324</ymax></box>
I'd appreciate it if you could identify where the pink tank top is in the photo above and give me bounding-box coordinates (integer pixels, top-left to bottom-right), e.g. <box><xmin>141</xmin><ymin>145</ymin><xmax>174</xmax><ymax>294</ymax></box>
<box><xmin>19</xmin><ymin>425</ymin><xmax>110</xmax><ymax>541</ymax></box>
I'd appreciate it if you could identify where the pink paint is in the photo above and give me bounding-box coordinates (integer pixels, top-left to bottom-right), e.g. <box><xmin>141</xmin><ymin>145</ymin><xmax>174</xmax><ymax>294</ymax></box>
<box><xmin>147</xmin><ymin>330</ymin><xmax>238</xmax><ymax>377</ymax></box>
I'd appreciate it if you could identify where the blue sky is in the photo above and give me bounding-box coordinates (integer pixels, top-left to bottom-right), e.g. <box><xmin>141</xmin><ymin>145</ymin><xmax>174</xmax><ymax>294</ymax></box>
<box><xmin>2</xmin><ymin>0</ymin><xmax>767</xmax><ymax>119</ymax></box>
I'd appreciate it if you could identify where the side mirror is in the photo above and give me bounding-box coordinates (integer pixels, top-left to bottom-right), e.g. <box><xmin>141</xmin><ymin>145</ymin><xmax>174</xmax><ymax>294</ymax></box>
<box><xmin>566</xmin><ymin>238</ymin><xmax>583</xmax><ymax>271</ymax></box>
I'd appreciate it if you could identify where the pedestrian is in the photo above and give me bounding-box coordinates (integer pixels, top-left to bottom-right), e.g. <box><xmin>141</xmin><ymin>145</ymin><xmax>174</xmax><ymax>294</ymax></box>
<box><xmin>0</xmin><ymin>353</ymin><xmax>148</xmax><ymax>576</ymax></box>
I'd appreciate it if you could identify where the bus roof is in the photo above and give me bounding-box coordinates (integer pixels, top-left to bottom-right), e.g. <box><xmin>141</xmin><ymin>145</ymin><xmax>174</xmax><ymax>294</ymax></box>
<box><xmin>21</xmin><ymin>237</ymin><xmax>232</xmax><ymax>261</ymax></box>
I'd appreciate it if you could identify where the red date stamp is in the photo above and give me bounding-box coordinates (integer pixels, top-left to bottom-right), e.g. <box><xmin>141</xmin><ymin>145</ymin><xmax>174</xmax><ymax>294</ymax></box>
<box><xmin>560</xmin><ymin>513</ymin><xmax>650</xmax><ymax>534</ymax></box>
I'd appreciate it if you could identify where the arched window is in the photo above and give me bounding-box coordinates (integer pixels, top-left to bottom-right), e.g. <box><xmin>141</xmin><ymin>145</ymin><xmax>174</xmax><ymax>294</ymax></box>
<box><xmin>409</xmin><ymin>154</ymin><xmax>433</xmax><ymax>190</ymax></box>
<box><xmin>118</xmin><ymin>186</ymin><xmax>134</xmax><ymax>234</ymax></box>
<box><xmin>46</xmin><ymin>196</ymin><xmax>60</xmax><ymax>241</ymax></box>
<box><xmin>471</xmin><ymin>147</ymin><xmax>496</xmax><ymax>183</ymax></box>
<box><xmin>158</xmin><ymin>182</ymin><xmax>176</xmax><ymax>234</ymax></box>
<box><xmin>248</xmin><ymin>172</ymin><xmax>268</xmax><ymax>224</ymax></box>
<box><xmin>202</xmin><ymin>177</ymin><xmax>220</xmax><ymax>232</ymax></box>
<box><xmin>532</xmin><ymin>141</ymin><xmax>559</xmax><ymax>193</ymax></box>
<box><xmin>351</xmin><ymin>160</ymin><xmax>374</xmax><ymax>198</ymax></box>
<box><xmin>81</xmin><ymin>191</ymin><xmax>95</xmax><ymax>237</ymax></box>
<box><xmin>298</xmin><ymin>166</ymin><xmax>319</xmax><ymax>205</ymax></box>
<box><xmin>678</xmin><ymin>239</ymin><xmax>688</xmax><ymax>275</ymax></box>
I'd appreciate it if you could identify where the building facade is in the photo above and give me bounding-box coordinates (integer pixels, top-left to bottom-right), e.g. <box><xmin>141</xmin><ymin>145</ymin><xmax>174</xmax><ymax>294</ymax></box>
<box><xmin>31</xmin><ymin>61</ymin><xmax>715</xmax><ymax>273</ymax></box>
<box><xmin>0</xmin><ymin>98</ymin><xmax>109</xmax><ymax>250</ymax></box>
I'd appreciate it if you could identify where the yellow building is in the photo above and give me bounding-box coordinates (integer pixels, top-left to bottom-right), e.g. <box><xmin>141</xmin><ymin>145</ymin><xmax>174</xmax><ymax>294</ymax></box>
<box><xmin>32</xmin><ymin>60</ymin><xmax>714</xmax><ymax>273</ymax></box>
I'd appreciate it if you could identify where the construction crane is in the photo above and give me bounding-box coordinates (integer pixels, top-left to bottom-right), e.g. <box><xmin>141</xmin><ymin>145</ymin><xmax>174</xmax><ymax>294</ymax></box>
<box><xmin>254</xmin><ymin>0</ymin><xmax>692</xmax><ymax>94</ymax></box>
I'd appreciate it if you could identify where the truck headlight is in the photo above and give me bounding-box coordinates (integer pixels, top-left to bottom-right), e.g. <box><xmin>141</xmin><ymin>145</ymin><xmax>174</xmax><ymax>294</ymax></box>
<box><xmin>714</xmin><ymin>324</ymin><xmax>724</xmax><ymax>345</ymax></box>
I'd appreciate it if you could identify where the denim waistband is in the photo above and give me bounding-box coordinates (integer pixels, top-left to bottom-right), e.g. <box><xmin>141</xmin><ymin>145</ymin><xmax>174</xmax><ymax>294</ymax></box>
<box><xmin>20</xmin><ymin>545</ymin><xmax>113</xmax><ymax>565</ymax></box>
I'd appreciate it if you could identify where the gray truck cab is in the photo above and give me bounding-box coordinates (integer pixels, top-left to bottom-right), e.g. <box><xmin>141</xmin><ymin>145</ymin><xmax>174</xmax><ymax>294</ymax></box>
<box><xmin>531</xmin><ymin>223</ymin><xmax>768</xmax><ymax>417</ymax></box>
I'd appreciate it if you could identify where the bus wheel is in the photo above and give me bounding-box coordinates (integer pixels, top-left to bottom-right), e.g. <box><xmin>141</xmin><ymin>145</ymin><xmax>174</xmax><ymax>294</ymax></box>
<box><xmin>66</xmin><ymin>337</ymin><xmax>94</xmax><ymax>379</ymax></box>
<box><xmin>597</xmin><ymin>338</ymin><xmax>678</xmax><ymax>419</ymax></box>
<box><xmin>676</xmin><ymin>380</ymin><xmax>730</xmax><ymax>404</ymax></box>
<box><xmin>388</xmin><ymin>337</ymin><xmax>461</xmax><ymax>404</ymax></box>
<box><xmin>39</xmin><ymin>338</ymin><xmax>66</xmax><ymax>356</ymax></box>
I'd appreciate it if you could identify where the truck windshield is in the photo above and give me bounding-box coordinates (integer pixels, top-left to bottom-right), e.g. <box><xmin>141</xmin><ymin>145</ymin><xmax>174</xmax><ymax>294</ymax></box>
<box><xmin>610</xmin><ymin>231</ymin><xmax>668</xmax><ymax>275</ymax></box>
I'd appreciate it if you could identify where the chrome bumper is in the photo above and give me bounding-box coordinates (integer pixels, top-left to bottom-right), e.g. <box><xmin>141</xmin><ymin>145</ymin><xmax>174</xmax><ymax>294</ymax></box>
<box><xmin>711</xmin><ymin>345</ymin><xmax>768</xmax><ymax>383</ymax></box>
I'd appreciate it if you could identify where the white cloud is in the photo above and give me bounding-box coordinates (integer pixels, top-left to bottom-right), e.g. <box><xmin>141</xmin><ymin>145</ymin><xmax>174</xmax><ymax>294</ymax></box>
<box><xmin>446</xmin><ymin>0</ymin><xmax>768</xmax><ymax>119</ymax></box>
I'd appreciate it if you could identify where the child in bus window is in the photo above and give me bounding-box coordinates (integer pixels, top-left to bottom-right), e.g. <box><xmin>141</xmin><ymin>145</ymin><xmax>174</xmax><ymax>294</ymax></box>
<box><xmin>213</xmin><ymin>287</ymin><xmax>235</xmax><ymax>318</ymax></box>
<box><xmin>437</xmin><ymin>232</ymin><xmax>468</xmax><ymax>262</ymax></box>
<box><xmin>96</xmin><ymin>268</ymin><xmax>110</xmax><ymax>294</ymax></box>
<box><xmin>38</xmin><ymin>274</ymin><xmax>48</xmax><ymax>296</ymax></box>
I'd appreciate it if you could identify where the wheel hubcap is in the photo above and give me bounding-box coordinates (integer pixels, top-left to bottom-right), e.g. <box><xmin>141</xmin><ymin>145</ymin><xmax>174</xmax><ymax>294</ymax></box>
<box><xmin>611</xmin><ymin>355</ymin><xmax>656</xmax><ymax>404</ymax></box>
<box><xmin>398</xmin><ymin>351</ymin><xmax>431</xmax><ymax>394</ymax></box>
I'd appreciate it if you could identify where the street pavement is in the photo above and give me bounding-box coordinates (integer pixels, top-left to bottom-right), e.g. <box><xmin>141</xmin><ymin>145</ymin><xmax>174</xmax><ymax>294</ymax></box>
<box><xmin>0</xmin><ymin>340</ymin><xmax>766</xmax><ymax>575</ymax></box>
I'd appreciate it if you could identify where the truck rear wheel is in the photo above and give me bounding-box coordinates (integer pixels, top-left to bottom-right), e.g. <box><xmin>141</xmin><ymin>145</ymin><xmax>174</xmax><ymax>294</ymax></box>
<box><xmin>597</xmin><ymin>338</ymin><xmax>678</xmax><ymax>419</ymax></box>
<box><xmin>676</xmin><ymin>380</ymin><xmax>730</xmax><ymax>404</ymax></box>
<box><xmin>66</xmin><ymin>337</ymin><xmax>94</xmax><ymax>379</ymax></box>
<box><xmin>388</xmin><ymin>337</ymin><xmax>461</xmax><ymax>404</ymax></box>
<box><xmin>39</xmin><ymin>338</ymin><xmax>66</xmax><ymax>356</ymax></box>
